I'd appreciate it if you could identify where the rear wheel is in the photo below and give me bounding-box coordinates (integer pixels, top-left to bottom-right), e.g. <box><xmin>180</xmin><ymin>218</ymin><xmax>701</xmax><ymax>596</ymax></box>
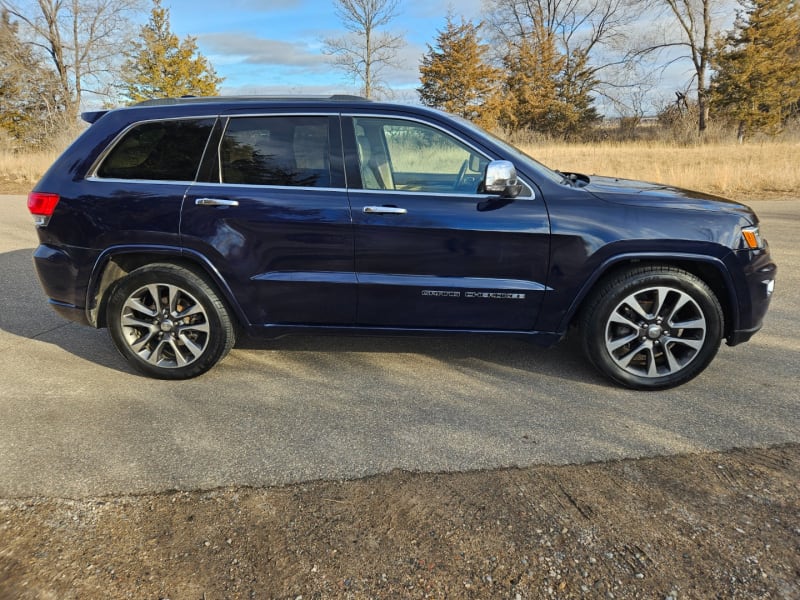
<box><xmin>580</xmin><ymin>266</ymin><xmax>723</xmax><ymax>390</ymax></box>
<box><xmin>106</xmin><ymin>264</ymin><xmax>235</xmax><ymax>379</ymax></box>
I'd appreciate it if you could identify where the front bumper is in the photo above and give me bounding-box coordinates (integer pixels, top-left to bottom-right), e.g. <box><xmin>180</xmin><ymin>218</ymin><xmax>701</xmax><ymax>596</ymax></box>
<box><xmin>725</xmin><ymin>245</ymin><xmax>776</xmax><ymax>346</ymax></box>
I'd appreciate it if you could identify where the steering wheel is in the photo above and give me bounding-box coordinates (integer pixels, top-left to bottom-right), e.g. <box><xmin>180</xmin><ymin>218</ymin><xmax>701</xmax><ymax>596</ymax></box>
<box><xmin>453</xmin><ymin>159</ymin><xmax>469</xmax><ymax>191</ymax></box>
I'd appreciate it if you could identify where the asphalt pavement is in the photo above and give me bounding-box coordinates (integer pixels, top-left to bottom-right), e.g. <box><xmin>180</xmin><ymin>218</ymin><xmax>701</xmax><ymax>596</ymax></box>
<box><xmin>1</xmin><ymin>195</ymin><xmax>797</xmax><ymax>498</ymax></box>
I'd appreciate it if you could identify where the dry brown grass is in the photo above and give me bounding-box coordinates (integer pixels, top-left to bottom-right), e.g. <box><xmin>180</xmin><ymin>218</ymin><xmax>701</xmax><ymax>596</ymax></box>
<box><xmin>0</xmin><ymin>148</ymin><xmax>60</xmax><ymax>193</ymax></box>
<box><xmin>524</xmin><ymin>141</ymin><xmax>800</xmax><ymax>199</ymax></box>
<box><xmin>1</xmin><ymin>140</ymin><xmax>797</xmax><ymax>199</ymax></box>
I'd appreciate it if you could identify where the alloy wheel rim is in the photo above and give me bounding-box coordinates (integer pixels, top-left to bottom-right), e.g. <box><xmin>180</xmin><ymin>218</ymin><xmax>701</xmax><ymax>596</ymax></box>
<box><xmin>120</xmin><ymin>283</ymin><xmax>210</xmax><ymax>368</ymax></box>
<box><xmin>604</xmin><ymin>286</ymin><xmax>707</xmax><ymax>378</ymax></box>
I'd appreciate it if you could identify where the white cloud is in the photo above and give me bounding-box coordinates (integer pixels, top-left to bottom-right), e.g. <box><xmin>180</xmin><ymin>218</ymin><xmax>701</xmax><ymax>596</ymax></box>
<box><xmin>219</xmin><ymin>82</ymin><xmax>356</xmax><ymax>96</ymax></box>
<box><xmin>381</xmin><ymin>42</ymin><xmax>427</xmax><ymax>86</ymax></box>
<box><xmin>201</xmin><ymin>32</ymin><xmax>329</xmax><ymax>70</ymax></box>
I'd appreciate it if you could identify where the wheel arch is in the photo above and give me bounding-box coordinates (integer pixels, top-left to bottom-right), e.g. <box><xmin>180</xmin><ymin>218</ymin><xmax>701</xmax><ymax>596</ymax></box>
<box><xmin>562</xmin><ymin>253</ymin><xmax>738</xmax><ymax>339</ymax></box>
<box><xmin>86</xmin><ymin>246</ymin><xmax>249</xmax><ymax>329</ymax></box>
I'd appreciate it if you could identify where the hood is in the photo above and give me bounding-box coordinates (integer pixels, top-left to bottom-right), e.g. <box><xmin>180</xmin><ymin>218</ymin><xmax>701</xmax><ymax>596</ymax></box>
<box><xmin>584</xmin><ymin>175</ymin><xmax>755</xmax><ymax>220</ymax></box>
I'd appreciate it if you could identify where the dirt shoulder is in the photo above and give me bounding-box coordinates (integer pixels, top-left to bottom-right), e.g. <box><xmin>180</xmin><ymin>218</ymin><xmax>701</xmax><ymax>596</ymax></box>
<box><xmin>1</xmin><ymin>444</ymin><xmax>798</xmax><ymax>599</ymax></box>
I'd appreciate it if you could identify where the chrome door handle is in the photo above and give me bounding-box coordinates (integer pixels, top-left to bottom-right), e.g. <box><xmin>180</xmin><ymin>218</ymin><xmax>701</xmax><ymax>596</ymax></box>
<box><xmin>195</xmin><ymin>198</ymin><xmax>239</xmax><ymax>207</ymax></box>
<box><xmin>363</xmin><ymin>206</ymin><xmax>407</xmax><ymax>215</ymax></box>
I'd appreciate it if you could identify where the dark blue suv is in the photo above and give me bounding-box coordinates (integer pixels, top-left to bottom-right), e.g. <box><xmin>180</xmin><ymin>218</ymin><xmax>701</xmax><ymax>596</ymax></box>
<box><xmin>28</xmin><ymin>96</ymin><xmax>777</xmax><ymax>389</ymax></box>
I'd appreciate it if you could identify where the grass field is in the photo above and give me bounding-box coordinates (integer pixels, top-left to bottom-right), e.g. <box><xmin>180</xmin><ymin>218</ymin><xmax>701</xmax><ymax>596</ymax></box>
<box><xmin>524</xmin><ymin>141</ymin><xmax>799</xmax><ymax>199</ymax></box>
<box><xmin>0</xmin><ymin>148</ymin><xmax>60</xmax><ymax>193</ymax></box>
<box><xmin>2</xmin><ymin>140</ymin><xmax>797</xmax><ymax>199</ymax></box>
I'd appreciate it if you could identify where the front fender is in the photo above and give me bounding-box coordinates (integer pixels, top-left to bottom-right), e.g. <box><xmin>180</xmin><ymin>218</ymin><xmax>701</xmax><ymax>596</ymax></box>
<box><xmin>547</xmin><ymin>251</ymin><xmax>738</xmax><ymax>337</ymax></box>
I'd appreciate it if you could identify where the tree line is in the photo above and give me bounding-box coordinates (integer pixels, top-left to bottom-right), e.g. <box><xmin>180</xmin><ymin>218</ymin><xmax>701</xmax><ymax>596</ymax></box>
<box><xmin>1</xmin><ymin>0</ymin><xmax>798</xmax><ymax>149</ymax></box>
<box><xmin>419</xmin><ymin>0</ymin><xmax>799</xmax><ymax>141</ymax></box>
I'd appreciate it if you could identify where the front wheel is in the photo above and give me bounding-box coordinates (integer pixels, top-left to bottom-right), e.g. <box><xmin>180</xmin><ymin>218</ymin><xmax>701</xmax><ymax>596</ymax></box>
<box><xmin>106</xmin><ymin>264</ymin><xmax>236</xmax><ymax>379</ymax></box>
<box><xmin>580</xmin><ymin>266</ymin><xmax>724</xmax><ymax>390</ymax></box>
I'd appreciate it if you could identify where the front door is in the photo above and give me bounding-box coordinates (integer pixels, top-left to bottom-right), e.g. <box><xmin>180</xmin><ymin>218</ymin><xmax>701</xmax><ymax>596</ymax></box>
<box><xmin>347</xmin><ymin>116</ymin><xmax>550</xmax><ymax>331</ymax></box>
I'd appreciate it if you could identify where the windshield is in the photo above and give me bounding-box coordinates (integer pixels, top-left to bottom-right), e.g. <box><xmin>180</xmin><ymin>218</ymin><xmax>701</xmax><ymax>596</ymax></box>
<box><xmin>451</xmin><ymin>115</ymin><xmax>566</xmax><ymax>185</ymax></box>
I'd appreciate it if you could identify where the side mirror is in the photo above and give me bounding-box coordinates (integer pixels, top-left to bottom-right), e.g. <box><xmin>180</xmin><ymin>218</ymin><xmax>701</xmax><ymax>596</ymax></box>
<box><xmin>484</xmin><ymin>160</ymin><xmax>522</xmax><ymax>198</ymax></box>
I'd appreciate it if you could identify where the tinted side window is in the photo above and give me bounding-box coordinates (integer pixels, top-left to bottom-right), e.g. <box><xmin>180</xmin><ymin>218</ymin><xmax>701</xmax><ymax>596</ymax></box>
<box><xmin>353</xmin><ymin>117</ymin><xmax>486</xmax><ymax>193</ymax></box>
<box><xmin>220</xmin><ymin>116</ymin><xmax>331</xmax><ymax>187</ymax></box>
<box><xmin>97</xmin><ymin>119</ymin><xmax>214</xmax><ymax>181</ymax></box>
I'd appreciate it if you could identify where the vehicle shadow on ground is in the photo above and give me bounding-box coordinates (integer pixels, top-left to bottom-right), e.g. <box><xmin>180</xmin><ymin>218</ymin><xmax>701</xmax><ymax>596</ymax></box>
<box><xmin>0</xmin><ymin>248</ymin><xmax>604</xmax><ymax>386</ymax></box>
<box><xmin>235</xmin><ymin>331</ymin><xmax>600</xmax><ymax>384</ymax></box>
<box><xmin>0</xmin><ymin>248</ymin><xmax>129</xmax><ymax>370</ymax></box>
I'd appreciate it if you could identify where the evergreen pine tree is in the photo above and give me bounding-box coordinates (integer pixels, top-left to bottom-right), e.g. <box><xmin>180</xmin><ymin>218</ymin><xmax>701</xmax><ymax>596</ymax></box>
<box><xmin>557</xmin><ymin>48</ymin><xmax>600</xmax><ymax>137</ymax></box>
<box><xmin>418</xmin><ymin>16</ymin><xmax>503</xmax><ymax>129</ymax></box>
<box><xmin>498</xmin><ymin>25</ymin><xmax>599</xmax><ymax>138</ymax></box>
<box><xmin>711</xmin><ymin>0</ymin><xmax>800</xmax><ymax>140</ymax></box>
<box><xmin>120</xmin><ymin>0</ymin><xmax>223</xmax><ymax>103</ymax></box>
<box><xmin>500</xmin><ymin>29</ymin><xmax>568</xmax><ymax>135</ymax></box>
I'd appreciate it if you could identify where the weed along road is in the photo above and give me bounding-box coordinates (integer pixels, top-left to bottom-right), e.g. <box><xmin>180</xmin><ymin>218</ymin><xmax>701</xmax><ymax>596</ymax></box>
<box><xmin>0</xmin><ymin>194</ymin><xmax>798</xmax><ymax>498</ymax></box>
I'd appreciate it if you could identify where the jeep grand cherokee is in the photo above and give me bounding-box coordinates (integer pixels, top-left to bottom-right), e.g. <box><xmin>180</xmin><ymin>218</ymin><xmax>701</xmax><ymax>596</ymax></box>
<box><xmin>28</xmin><ymin>96</ymin><xmax>777</xmax><ymax>388</ymax></box>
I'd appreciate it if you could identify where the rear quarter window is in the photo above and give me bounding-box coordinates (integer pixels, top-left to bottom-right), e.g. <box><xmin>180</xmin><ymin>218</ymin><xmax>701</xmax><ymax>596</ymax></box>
<box><xmin>96</xmin><ymin>118</ymin><xmax>215</xmax><ymax>181</ymax></box>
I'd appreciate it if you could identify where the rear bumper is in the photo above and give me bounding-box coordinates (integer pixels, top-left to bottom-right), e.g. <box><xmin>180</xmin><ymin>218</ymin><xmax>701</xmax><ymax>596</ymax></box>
<box><xmin>32</xmin><ymin>244</ymin><xmax>95</xmax><ymax>326</ymax></box>
<box><xmin>47</xmin><ymin>298</ymin><xmax>91</xmax><ymax>326</ymax></box>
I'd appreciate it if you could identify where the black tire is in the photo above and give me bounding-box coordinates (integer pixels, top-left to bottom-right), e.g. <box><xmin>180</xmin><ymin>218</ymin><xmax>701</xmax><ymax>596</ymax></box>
<box><xmin>106</xmin><ymin>263</ymin><xmax>236</xmax><ymax>379</ymax></box>
<box><xmin>579</xmin><ymin>266</ymin><xmax>723</xmax><ymax>390</ymax></box>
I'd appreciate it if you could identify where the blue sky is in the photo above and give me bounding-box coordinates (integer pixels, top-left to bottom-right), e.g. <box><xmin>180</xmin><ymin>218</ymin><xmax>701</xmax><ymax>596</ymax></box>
<box><xmin>156</xmin><ymin>0</ymin><xmax>731</xmax><ymax>116</ymax></box>
<box><xmin>163</xmin><ymin>0</ymin><xmax>484</xmax><ymax>102</ymax></box>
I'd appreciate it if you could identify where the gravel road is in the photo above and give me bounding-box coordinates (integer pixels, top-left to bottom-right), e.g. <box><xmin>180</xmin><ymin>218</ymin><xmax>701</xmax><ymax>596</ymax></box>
<box><xmin>0</xmin><ymin>195</ymin><xmax>797</xmax><ymax>498</ymax></box>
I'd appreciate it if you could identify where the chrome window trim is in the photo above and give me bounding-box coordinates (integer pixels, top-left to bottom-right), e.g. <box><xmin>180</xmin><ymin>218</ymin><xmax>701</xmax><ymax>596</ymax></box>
<box><xmin>85</xmin><ymin>110</ymin><xmax>536</xmax><ymax>197</ymax></box>
<box><xmin>189</xmin><ymin>182</ymin><xmax>350</xmax><ymax>193</ymax></box>
<box><xmin>85</xmin><ymin>176</ymin><xmax>196</xmax><ymax>186</ymax></box>
<box><xmin>85</xmin><ymin>176</ymin><xmax>349</xmax><ymax>193</ymax></box>
<box><xmin>348</xmin><ymin>188</ymin><xmax>506</xmax><ymax>200</ymax></box>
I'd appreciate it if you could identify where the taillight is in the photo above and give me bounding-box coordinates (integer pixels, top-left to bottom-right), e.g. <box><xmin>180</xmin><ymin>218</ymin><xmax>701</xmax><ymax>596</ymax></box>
<box><xmin>27</xmin><ymin>192</ymin><xmax>60</xmax><ymax>226</ymax></box>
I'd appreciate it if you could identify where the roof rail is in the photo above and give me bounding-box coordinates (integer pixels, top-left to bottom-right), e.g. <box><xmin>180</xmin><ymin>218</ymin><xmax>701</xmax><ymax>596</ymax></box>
<box><xmin>132</xmin><ymin>94</ymin><xmax>370</xmax><ymax>107</ymax></box>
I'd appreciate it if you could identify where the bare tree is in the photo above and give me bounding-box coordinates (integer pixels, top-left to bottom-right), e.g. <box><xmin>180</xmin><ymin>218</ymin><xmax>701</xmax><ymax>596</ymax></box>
<box><xmin>484</xmin><ymin>0</ymin><xmax>638</xmax><ymax>97</ymax></box>
<box><xmin>323</xmin><ymin>0</ymin><xmax>405</xmax><ymax>99</ymax></box>
<box><xmin>667</xmin><ymin>0</ymin><xmax>713</xmax><ymax>133</ymax></box>
<box><xmin>603</xmin><ymin>59</ymin><xmax>659</xmax><ymax>122</ymax></box>
<box><xmin>627</xmin><ymin>0</ymin><xmax>728</xmax><ymax>134</ymax></box>
<box><xmin>1</xmin><ymin>9</ymin><xmax>62</xmax><ymax>147</ymax></box>
<box><xmin>1</xmin><ymin>0</ymin><xmax>142</xmax><ymax>119</ymax></box>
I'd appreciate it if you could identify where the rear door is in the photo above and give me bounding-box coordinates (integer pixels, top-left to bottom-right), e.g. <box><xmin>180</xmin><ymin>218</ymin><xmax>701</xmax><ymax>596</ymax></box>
<box><xmin>345</xmin><ymin>115</ymin><xmax>551</xmax><ymax>331</ymax></box>
<box><xmin>181</xmin><ymin>113</ymin><xmax>356</xmax><ymax>327</ymax></box>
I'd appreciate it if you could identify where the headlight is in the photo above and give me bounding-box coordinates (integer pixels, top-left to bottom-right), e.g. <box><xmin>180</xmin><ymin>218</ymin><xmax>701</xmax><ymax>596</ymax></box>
<box><xmin>741</xmin><ymin>226</ymin><xmax>764</xmax><ymax>250</ymax></box>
